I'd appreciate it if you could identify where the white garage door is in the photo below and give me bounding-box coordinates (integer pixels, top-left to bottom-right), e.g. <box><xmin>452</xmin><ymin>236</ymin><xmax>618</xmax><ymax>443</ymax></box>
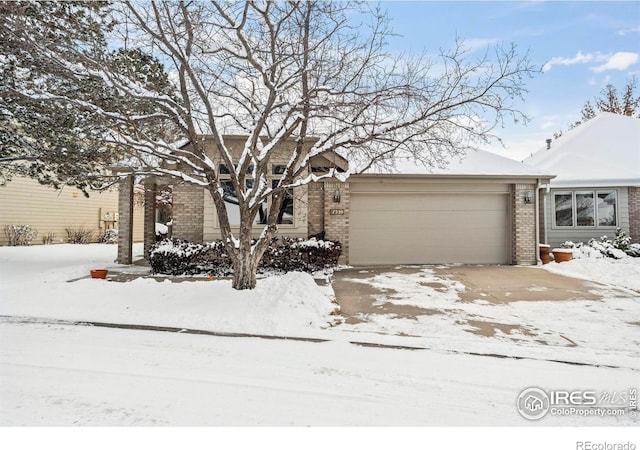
<box><xmin>349</xmin><ymin>190</ymin><xmax>510</xmax><ymax>265</ymax></box>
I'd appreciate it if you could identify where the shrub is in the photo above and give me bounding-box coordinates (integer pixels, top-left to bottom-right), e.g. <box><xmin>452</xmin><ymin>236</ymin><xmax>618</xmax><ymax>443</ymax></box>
<box><xmin>66</xmin><ymin>227</ymin><xmax>94</xmax><ymax>244</ymax></box>
<box><xmin>98</xmin><ymin>229</ymin><xmax>118</xmax><ymax>244</ymax></box>
<box><xmin>41</xmin><ymin>232</ymin><xmax>56</xmax><ymax>245</ymax></box>
<box><xmin>148</xmin><ymin>237</ymin><xmax>342</xmax><ymax>275</ymax></box>
<box><xmin>627</xmin><ymin>243</ymin><xmax>640</xmax><ymax>257</ymax></box>
<box><xmin>613</xmin><ymin>227</ymin><xmax>631</xmax><ymax>252</ymax></box>
<box><xmin>4</xmin><ymin>225</ymin><xmax>38</xmax><ymax>246</ymax></box>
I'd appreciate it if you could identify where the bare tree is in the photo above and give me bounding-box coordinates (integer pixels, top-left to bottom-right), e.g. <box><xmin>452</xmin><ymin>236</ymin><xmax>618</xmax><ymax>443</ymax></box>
<box><xmin>556</xmin><ymin>77</ymin><xmax>640</xmax><ymax>137</ymax></box>
<box><xmin>2</xmin><ymin>1</ymin><xmax>536</xmax><ymax>289</ymax></box>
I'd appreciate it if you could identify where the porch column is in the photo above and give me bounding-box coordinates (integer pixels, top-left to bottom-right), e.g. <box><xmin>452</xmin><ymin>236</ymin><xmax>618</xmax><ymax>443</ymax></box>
<box><xmin>143</xmin><ymin>175</ymin><xmax>157</xmax><ymax>257</ymax></box>
<box><xmin>117</xmin><ymin>175</ymin><xmax>134</xmax><ymax>264</ymax></box>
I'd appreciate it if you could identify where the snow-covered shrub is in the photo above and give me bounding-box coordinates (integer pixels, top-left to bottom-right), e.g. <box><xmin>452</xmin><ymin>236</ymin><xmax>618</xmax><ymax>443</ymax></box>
<box><xmin>4</xmin><ymin>225</ymin><xmax>38</xmax><ymax>246</ymax></box>
<box><xmin>98</xmin><ymin>229</ymin><xmax>118</xmax><ymax>244</ymax></box>
<box><xmin>262</xmin><ymin>237</ymin><xmax>342</xmax><ymax>273</ymax></box>
<box><xmin>65</xmin><ymin>227</ymin><xmax>94</xmax><ymax>244</ymax></box>
<box><xmin>613</xmin><ymin>227</ymin><xmax>631</xmax><ymax>252</ymax></box>
<box><xmin>627</xmin><ymin>243</ymin><xmax>640</xmax><ymax>257</ymax></box>
<box><xmin>41</xmin><ymin>232</ymin><xmax>56</xmax><ymax>245</ymax></box>
<box><xmin>148</xmin><ymin>239</ymin><xmax>229</xmax><ymax>276</ymax></box>
<box><xmin>587</xmin><ymin>236</ymin><xmax>627</xmax><ymax>259</ymax></box>
<box><xmin>148</xmin><ymin>237</ymin><xmax>342</xmax><ymax>276</ymax></box>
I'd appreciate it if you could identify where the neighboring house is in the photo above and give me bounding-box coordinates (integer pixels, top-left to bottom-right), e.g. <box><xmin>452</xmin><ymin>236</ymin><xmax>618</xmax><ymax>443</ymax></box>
<box><xmin>162</xmin><ymin>135</ymin><xmax>553</xmax><ymax>266</ymax></box>
<box><xmin>0</xmin><ymin>175</ymin><xmax>144</xmax><ymax>246</ymax></box>
<box><xmin>524</xmin><ymin>113</ymin><xmax>640</xmax><ymax>249</ymax></box>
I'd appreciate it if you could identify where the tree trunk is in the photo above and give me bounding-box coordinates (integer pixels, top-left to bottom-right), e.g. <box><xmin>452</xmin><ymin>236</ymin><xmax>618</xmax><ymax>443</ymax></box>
<box><xmin>231</xmin><ymin>255</ymin><xmax>258</xmax><ymax>290</ymax></box>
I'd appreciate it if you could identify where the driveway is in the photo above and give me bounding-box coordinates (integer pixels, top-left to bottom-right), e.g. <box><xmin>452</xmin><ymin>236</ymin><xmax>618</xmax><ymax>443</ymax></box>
<box><xmin>331</xmin><ymin>265</ymin><xmax>639</xmax><ymax>368</ymax></box>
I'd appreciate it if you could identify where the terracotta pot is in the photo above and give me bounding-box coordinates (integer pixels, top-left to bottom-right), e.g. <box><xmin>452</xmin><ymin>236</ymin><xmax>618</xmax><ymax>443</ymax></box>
<box><xmin>90</xmin><ymin>269</ymin><xmax>109</xmax><ymax>279</ymax></box>
<box><xmin>552</xmin><ymin>250</ymin><xmax>572</xmax><ymax>263</ymax></box>
<box><xmin>539</xmin><ymin>244</ymin><xmax>550</xmax><ymax>265</ymax></box>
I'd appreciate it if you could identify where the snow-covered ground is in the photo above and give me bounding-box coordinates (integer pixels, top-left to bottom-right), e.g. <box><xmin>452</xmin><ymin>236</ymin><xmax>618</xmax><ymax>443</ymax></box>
<box><xmin>543</xmin><ymin>256</ymin><xmax>640</xmax><ymax>292</ymax></box>
<box><xmin>0</xmin><ymin>244</ymin><xmax>336</xmax><ymax>336</ymax></box>
<box><xmin>0</xmin><ymin>320</ymin><xmax>636</xmax><ymax>426</ymax></box>
<box><xmin>0</xmin><ymin>243</ymin><xmax>638</xmax><ymax>428</ymax></box>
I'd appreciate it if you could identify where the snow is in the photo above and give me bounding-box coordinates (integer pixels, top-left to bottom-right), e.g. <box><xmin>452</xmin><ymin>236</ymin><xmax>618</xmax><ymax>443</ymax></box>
<box><xmin>524</xmin><ymin>112</ymin><xmax>640</xmax><ymax>187</ymax></box>
<box><xmin>0</xmin><ymin>244</ymin><xmax>336</xmax><ymax>336</ymax></box>
<box><xmin>543</xmin><ymin>256</ymin><xmax>640</xmax><ymax>292</ymax></box>
<box><xmin>363</xmin><ymin>148</ymin><xmax>550</xmax><ymax>176</ymax></box>
<box><xmin>339</xmin><ymin>267</ymin><xmax>640</xmax><ymax>369</ymax></box>
<box><xmin>1</xmin><ymin>244</ymin><xmax>639</xmax><ymax>428</ymax></box>
<box><xmin>0</xmin><ymin>321</ymin><xmax>636</xmax><ymax>427</ymax></box>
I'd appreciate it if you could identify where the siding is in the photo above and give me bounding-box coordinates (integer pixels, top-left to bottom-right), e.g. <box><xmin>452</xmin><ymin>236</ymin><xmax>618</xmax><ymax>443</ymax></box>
<box><xmin>0</xmin><ymin>176</ymin><xmax>143</xmax><ymax>246</ymax></box>
<box><xmin>543</xmin><ymin>187</ymin><xmax>630</xmax><ymax>249</ymax></box>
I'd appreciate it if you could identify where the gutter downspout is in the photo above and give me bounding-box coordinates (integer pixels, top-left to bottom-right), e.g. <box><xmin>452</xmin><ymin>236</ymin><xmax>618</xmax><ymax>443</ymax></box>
<box><xmin>535</xmin><ymin>178</ymin><xmax>541</xmax><ymax>265</ymax></box>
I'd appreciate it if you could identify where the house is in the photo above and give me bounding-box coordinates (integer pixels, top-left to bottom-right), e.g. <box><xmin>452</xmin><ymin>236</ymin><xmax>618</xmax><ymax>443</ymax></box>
<box><xmin>0</xmin><ymin>175</ymin><xmax>144</xmax><ymax>246</ymax></box>
<box><xmin>524</xmin><ymin>113</ymin><xmax>640</xmax><ymax>249</ymax></box>
<box><xmin>136</xmin><ymin>135</ymin><xmax>553</xmax><ymax>266</ymax></box>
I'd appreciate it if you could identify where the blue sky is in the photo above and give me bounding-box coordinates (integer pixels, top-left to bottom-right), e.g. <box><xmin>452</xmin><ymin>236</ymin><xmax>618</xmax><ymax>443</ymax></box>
<box><xmin>379</xmin><ymin>1</ymin><xmax>640</xmax><ymax>160</ymax></box>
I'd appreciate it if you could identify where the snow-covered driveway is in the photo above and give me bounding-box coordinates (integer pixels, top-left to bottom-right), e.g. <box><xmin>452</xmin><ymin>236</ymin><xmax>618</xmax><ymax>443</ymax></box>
<box><xmin>333</xmin><ymin>264</ymin><xmax>640</xmax><ymax>369</ymax></box>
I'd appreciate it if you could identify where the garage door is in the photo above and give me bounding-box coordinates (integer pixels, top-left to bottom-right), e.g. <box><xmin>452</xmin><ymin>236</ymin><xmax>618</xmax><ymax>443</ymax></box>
<box><xmin>349</xmin><ymin>191</ymin><xmax>510</xmax><ymax>265</ymax></box>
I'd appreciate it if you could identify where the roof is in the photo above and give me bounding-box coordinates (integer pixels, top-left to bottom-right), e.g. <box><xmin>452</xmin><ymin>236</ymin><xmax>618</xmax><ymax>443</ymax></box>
<box><xmin>361</xmin><ymin>148</ymin><xmax>551</xmax><ymax>179</ymax></box>
<box><xmin>524</xmin><ymin>112</ymin><xmax>640</xmax><ymax>188</ymax></box>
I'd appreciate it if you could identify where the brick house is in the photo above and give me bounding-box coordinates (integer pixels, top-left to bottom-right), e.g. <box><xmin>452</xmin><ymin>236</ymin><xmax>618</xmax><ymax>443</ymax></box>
<box><xmin>524</xmin><ymin>113</ymin><xmax>640</xmax><ymax>249</ymax></box>
<box><xmin>117</xmin><ymin>136</ymin><xmax>553</xmax><ymax>265</ymax></box>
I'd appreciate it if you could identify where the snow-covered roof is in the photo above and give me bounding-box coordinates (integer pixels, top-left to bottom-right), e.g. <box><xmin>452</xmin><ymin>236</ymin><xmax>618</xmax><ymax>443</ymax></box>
<box><xmin>524</xmin><ymin>112</ymin><xmax>640</xmax><ymax>188</ymax></box>
<box><xmin>362</xmin><ymin>148</ymin><xmax>551</xmax><ymax>178</ymax></box>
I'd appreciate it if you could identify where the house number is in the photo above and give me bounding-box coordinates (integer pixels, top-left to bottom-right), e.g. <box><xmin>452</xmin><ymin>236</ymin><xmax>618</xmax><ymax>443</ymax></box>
<box><xmin>330</xmin><ymin>209</ymin><xmax>344</xmax><ymax>215</ymax></box>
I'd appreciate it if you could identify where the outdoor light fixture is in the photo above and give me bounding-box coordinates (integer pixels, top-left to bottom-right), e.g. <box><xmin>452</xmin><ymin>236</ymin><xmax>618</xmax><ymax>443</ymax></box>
<box><xmin>524</xmin><ymin>191</ymin><xmax>533</xmax><ymax>204</ymax></box>
<box><xmin>333</xmin><ymin>188</ymin><xmax>341</xmax><ymax>203</ymax></box>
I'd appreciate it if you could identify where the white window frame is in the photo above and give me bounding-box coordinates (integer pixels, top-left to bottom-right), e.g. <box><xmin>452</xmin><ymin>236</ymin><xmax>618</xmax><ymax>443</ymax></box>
<box><xmin>552</xmin><ymin>190</ymin><xmax>618</xmax><ymax>229</ymax></box>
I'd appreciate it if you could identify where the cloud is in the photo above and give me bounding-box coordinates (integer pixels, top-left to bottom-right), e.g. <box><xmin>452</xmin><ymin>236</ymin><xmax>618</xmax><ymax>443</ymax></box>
<box><xmin>617</xmin><ymin>25</ymin><xmax>640</xmax><ymax>36</ymax></box>
<box><xmin>590</xmin><ymin>52</ymin><xmax>639</xmax><ymax>72</ymax></box>
<box><xmin>461</xmin><ymin>37</ymin><xmax>499</xmax><ymax>52</ymax></box>
<box><xmin>542</xmin><ymin>51</ymin><xmax>594</xmax><ymax>72</ymax></box>
<box><xmin>543</xmin><ymin>51</ymin><xmax>639</xmax><ymax>73</ymax></box>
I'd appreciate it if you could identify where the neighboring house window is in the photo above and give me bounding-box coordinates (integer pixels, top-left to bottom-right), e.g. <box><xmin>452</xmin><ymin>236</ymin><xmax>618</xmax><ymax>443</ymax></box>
<box><xmin>597</xmin><ymin>191</ymin><xmax>617</xmax><ymax>226</ymax></box>
<box><xmin>554</xmin><ymin>192</ymin><xmax>573</xmax><ymax>227</ymax></box>
<box><xmin>218</xmin><ymin>164</ymin><xmax>294</xmax><ymax>226</ymax></box>
<box><xmin>553</xmin><ymin>190</ymin><xmax>618</xmax><ymax>228</ymax></box>
<box><xmin>576</xmin><ymin>191</ymin><xmax>595</xmax><ymax>227</ymax></box>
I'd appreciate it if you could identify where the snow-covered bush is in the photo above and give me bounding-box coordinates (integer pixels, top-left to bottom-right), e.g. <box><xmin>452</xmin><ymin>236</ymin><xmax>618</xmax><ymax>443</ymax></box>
<box><xmin>560</xmin><ymin>229</ymin><xmax>635</xmax><ymax>259</ymax></box>
<box><xmin>613</xmin><ymin>227</ymin><xmax>631</xmax><ymax>252</ymax></box>
<box><xmin>4</xmin><ymin>225</ymin><xmax>38</xmax><ymax>246</ymax></box>
<box><xmin>148</xmin><ymin>237</ymin><xmax>342</xmax><ymax>276</ymax></box>
<box><xmin>98</xmin><ymin>229</ymin><xmax>118</xmax><ymax>244</ymax></box>
<box><xmin>65</xmin><ymin>227</ymin><xmax>94</xmax><ymax>244</ymax></box>
<box><xmin>41</xmin><ymin>232</ymin><xmax>56</xmax><ymax>245</ymax></box>
<box><xmin>627</xmin><ymin>243</ymin><xmax>640</xmax><ymax>257</ymax></box>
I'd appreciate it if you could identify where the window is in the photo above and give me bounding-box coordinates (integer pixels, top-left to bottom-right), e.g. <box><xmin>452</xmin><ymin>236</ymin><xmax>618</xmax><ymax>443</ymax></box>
<box><xmin>597</xmin><ymin>191</ymin><xmax>617</xmax><ymax>226</ymax></box>
<box><xmin>218</xmin><ymin>163</ymin><xmax>294</xmax><ymax>226</ymax></box>
<box><xmin>553</xmin><ymin>190</ymin><xmax>618</xmax><ymax>228</ymax></box>
<box><xmin>554</xmin><ymin>192</ymin><xmax>573</xmax><ymax>227</ymax></box>
<box><xmin>575</xmin><ymin>192</ymin><xmax>595</xmax><ymax>227</ymax></box>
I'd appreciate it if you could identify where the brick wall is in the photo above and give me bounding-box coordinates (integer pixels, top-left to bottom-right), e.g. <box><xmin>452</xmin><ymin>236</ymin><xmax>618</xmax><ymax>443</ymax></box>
<box><xmin>629</xmin><ymin>186</ymin><xmax>640</xmax><ymax>243</ymax></box>
<box><xmin>307</xmin><ymin>182</ymin><xmax>324</xmax><ymax>237</ymax></box>
<box><xmin>117</xmin><ymin>176</ymin><xmax>134</xmax><ymax>264</ymax></box>
<box><xmin>512</xmin><ymin>183</ymin><xmax>537</xmax><ymax>265</ymax></box>
<box><xmin>323</xmin><ymin>181</ymin><xmax>349</xmax><ymax>264</ymax></box>
<box><xmin>172</xmin><ymin>182</ymin><xmax>204</xmax><ymax>242</ymax></box>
